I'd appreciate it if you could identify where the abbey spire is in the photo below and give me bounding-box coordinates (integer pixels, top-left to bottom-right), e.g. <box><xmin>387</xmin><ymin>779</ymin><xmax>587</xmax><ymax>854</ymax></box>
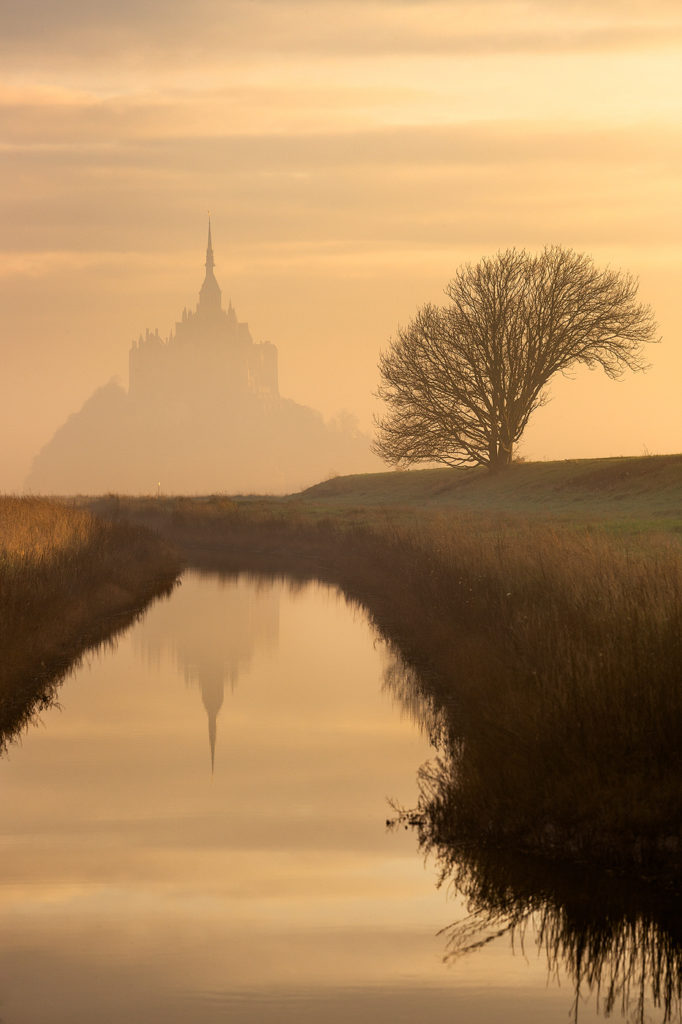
<box><xmin>199</xmin><ymin>216</ymin><xmax>222</xmax><ymax>312</ymax></box>
<box><xmin>206</xmin><ymin>216</ymin><xmax>214</xmax><ymax>272</ymax></box>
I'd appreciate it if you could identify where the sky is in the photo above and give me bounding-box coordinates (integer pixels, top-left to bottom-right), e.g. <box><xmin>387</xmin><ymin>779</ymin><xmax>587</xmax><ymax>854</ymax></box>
<box><xmin>1</xmin><ymin>0</ymin><xmax>681</xmax><ymax>490</ymax></box>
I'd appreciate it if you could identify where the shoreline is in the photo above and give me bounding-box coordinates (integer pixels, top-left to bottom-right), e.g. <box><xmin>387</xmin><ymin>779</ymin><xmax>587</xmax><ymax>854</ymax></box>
<box><xmin>0</xmin><ymin>497</ymin><xmax>183</xmax><ymax>745</ymax></box>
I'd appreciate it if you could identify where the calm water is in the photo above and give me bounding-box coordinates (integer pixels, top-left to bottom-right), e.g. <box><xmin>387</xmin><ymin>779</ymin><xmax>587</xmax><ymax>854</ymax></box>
<box><xmin>0</xmin><ymin>571</ymin><xmax>676</xmax><ymax>1022</ymax></box>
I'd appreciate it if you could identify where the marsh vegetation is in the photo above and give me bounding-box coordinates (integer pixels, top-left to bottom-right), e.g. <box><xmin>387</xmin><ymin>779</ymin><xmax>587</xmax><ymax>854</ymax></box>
<box><xmin>0</xmin><ymin>496</ymin><xmax>181</xmax><ymax>743</ymax></box>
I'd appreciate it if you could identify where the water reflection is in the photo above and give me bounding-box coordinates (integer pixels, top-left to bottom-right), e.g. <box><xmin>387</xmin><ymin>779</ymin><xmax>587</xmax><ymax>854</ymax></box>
<box><xmin>1</xmin><ymin>572</ymin><xmax>681</xmax><ymax>1022</ymax></box>
<box><xmin>384</xmin><ymin>655</ymin><xmax>682</xmax><ymax>1024</ymax></box>
<box><xmin>133</xmin><ymin>571</ymin><xmax>279</xmax><ymax>770</ymax></box>
<box><xmin>0</xmin><ymin>580</ymin><xmax>177</xmax><ymax>753</ymax></box>
<box><xmin>0</xmin><ymin>573</ymin><xmax>451</xmax><ymax>1024</ymax></box>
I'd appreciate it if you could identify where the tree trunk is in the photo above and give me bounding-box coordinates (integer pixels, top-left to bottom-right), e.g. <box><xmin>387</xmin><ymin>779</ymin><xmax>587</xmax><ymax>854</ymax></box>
<box><xmin>487</xmin><ymin>441</ymin><xmax>513</xmax><ymax>473</ymax></box>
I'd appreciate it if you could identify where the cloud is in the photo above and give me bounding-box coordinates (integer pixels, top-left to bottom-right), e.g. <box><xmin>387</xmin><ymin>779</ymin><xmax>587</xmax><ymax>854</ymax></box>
<box><xmin>2</xmin><ymin>119</ymin><xmax>680</xmax><ymax>171</ymax></box>
<box><xmin>2</xmin><ymin>0</ymin><xmax>681</xmax><ymax>71</ymax></box>
<box><xmin>1</xmin><ymin>121</ymin><xmax>679</xmax><ymax>259</ymax></box>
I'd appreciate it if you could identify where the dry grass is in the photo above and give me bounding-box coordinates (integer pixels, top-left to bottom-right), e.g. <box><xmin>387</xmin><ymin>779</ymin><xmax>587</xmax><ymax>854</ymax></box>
<box><xmin>0</xmin><ymin>496</ymin><xmax>181</xmax><ymax>743</ymax></box>
<box><xmin>378</xmin><ymin>518</ymin><xmax>681</xmax><ymax>870</ymax></box>
<box><xmin>0</xmin><ymin>496</ymin><xmax>95</xmax><ymax>557</ymax></box>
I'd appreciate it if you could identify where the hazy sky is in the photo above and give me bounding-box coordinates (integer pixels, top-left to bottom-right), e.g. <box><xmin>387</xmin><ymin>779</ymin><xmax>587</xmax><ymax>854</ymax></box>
<box><xmin>2</xmin><ymin>0</ymin><xmax>681</xmax><ymax>489</ymax></box>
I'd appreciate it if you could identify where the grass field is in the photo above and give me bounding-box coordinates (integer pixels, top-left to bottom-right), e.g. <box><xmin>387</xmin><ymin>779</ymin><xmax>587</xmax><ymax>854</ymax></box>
<box><xmin>296</xmin><ymin>453</ymin><xmax>682</xmax><ymax>529</ymax></box>
<box><xmin>0</xmin><ymin>496</ymin><xmax>181</xmax><ymax>743</ymax></box>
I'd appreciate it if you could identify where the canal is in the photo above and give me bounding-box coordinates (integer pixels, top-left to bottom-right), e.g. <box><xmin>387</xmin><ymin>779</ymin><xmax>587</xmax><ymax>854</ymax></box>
<box><xmin>0</xmin><ymin>571</ymin><xmax>676</xmax><ymax>1022</ymax></box>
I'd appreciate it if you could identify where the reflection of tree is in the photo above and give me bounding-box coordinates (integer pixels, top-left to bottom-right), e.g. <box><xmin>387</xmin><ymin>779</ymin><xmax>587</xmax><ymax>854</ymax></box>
<box><xmin>384</xmin><ymin>654</ymin><xmax>682</xmax><ymax>1024</ymax></box>
<box><xmin>134</xmin><ymin>572</ymin><xmax>279</xmax><ymax>770</ymax></box>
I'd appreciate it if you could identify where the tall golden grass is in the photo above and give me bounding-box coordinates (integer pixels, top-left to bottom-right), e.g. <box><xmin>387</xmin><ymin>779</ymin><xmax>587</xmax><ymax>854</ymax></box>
<box><xmin>379</xmin><ymin>517</ymin><xmax>682</xmax><ymax>861</ymax></box>
<box><xmin>0</xmin><ymin>496</ymin><xmax>181</xmax><ymax>742</ymax></box>
<box><xmin>107</xmin><ymin>494</ymin><xmax>682</xmax><ymax>873</ymax></box>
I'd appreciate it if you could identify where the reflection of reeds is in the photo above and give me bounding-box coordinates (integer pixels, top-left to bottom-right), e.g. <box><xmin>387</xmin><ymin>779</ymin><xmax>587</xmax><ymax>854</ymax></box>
<box><xmin>101</xmin><ymin>496</ymin><xmax>682</xmax><ymax>874</ymax></box>
<box><xmin>389</xmin><ymin>757</ymin><xmax>682</xmax><ymax>1024</ymax></box>
<box><xmin>0</xmin><ymin>496</ymin><xmax>181</xmax><ymax>744</ymax></box>
<box><xmin>454</xmin><ymin>859</ymin><xmax>682</xmax><ymax>1024</ymax></box>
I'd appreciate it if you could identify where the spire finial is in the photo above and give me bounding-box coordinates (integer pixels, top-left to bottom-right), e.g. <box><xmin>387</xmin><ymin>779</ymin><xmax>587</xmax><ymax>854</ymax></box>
<box><xmin>206</xmin><ymin>213</ymin><xmax>214</xmax><ymax>272</ymax></box>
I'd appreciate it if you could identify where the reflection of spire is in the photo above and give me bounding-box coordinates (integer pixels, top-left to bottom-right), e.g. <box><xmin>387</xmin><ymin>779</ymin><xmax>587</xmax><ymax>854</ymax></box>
<box><xmin>209</xmin><ymin>709</ymin><xmax>217</xmax><ymax>774</ymax></box>
<box><xmin>132</xmin><ymin>574</ymin><xmax>280</xmax><ymax>775</ymax></box>
<box><xmin>200</xmin><ymin>672</ymin><xmax>225</xmax><ymax>775</ymax></box>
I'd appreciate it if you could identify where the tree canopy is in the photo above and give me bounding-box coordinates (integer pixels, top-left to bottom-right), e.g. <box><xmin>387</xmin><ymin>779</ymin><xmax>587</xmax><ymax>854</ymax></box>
<box><xmin>374</xmin><ymin>246</ymin><xmax>658</xmax><ymax>471</ymax></box>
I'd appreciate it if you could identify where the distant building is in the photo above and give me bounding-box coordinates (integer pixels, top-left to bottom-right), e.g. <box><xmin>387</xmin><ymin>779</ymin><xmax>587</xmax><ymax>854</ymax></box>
<box><xmin>27</xmin><ymin>221</ymin><xmax>381</xmax><ymax>494</ymax></box>
<box><xmin>129</xmin><ymin>220</ymin><xmax>279</xmax><ymax>405</ymax></box>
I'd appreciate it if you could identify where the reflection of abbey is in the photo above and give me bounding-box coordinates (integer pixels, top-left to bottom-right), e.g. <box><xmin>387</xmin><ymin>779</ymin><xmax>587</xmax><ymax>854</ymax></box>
<box><xmin>129</xmin><ymin>222</ymin><xmax>279</xmax><ymax>404</ymax></box>
<box><xmin>133</xmin><ymin>573</ymin><xmax>280</xmax><ymax>773</ymax></box>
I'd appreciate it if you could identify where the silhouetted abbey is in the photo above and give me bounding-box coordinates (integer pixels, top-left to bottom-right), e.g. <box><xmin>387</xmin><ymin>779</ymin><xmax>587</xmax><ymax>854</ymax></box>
<box><xmin>27</xmin><ymin>223</ymin><xmax>379</xmax><ymax>494</ymax></box>
<box><xmin>130</xmin><ymin>223</ymin><xmax>279</xmax><ymax>405</ymax></box>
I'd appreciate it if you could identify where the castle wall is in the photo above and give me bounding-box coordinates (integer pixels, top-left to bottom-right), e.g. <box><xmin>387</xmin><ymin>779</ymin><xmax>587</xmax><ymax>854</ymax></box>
<box><xmin>129</xmin><ymin>303</ymin><xmax>279</xmax><ymax>405</ymax></box>
<box><xmin>249</xmin><ymin>342</ymin><xmax>279</xmax><ymax>396</ymax></box>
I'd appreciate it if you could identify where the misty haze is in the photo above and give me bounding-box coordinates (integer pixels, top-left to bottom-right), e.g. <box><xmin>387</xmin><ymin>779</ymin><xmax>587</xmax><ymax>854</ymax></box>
<box><xmin>27</xmin><ymin>222</ymin><xmax>380</xmax><ymax>495</ymax></box>
<box><xmin>2</xmin><ymin>0</ymin><xmax>682</xmax><ymax>1021</ymax></box>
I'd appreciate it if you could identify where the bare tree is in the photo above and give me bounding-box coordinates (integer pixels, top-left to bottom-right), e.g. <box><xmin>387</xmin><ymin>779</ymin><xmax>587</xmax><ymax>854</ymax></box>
<box><xmin>374</xmin><ymin>247</ymin><xmax>658</xmax><ymax>471</ymax></box>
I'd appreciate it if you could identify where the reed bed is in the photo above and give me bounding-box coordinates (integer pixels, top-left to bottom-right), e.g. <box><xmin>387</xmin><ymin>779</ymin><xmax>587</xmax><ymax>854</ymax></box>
<box><xmin>0</xmin><ymin>496</ymin><xmax>181</xmax><ymax>742</ymax></box>
<box><xmin>385</xmin><ymin>518</ymin><xmax>682</xmax><ymax>857</ymax></box>
<box><xmin>108</xmin><ymin>494</ymin><xmax>682</xmax><ymax>875</ymax></box>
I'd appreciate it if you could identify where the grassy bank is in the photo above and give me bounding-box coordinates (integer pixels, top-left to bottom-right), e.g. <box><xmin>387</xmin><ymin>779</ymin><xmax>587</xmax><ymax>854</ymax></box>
<box><xmin>0</xmin><ymin>496</ymin><xmax>182</xmax><ymax>743</ymax></box>
<box><xmin>299</xmin><ymin>452</ymin><xmax>682</xmax><ymax>529</ymax></box>
<box><xmin>97</xmin><ymin>463</ymin><xmax>682</xmax><ymax>879</ymax></box>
